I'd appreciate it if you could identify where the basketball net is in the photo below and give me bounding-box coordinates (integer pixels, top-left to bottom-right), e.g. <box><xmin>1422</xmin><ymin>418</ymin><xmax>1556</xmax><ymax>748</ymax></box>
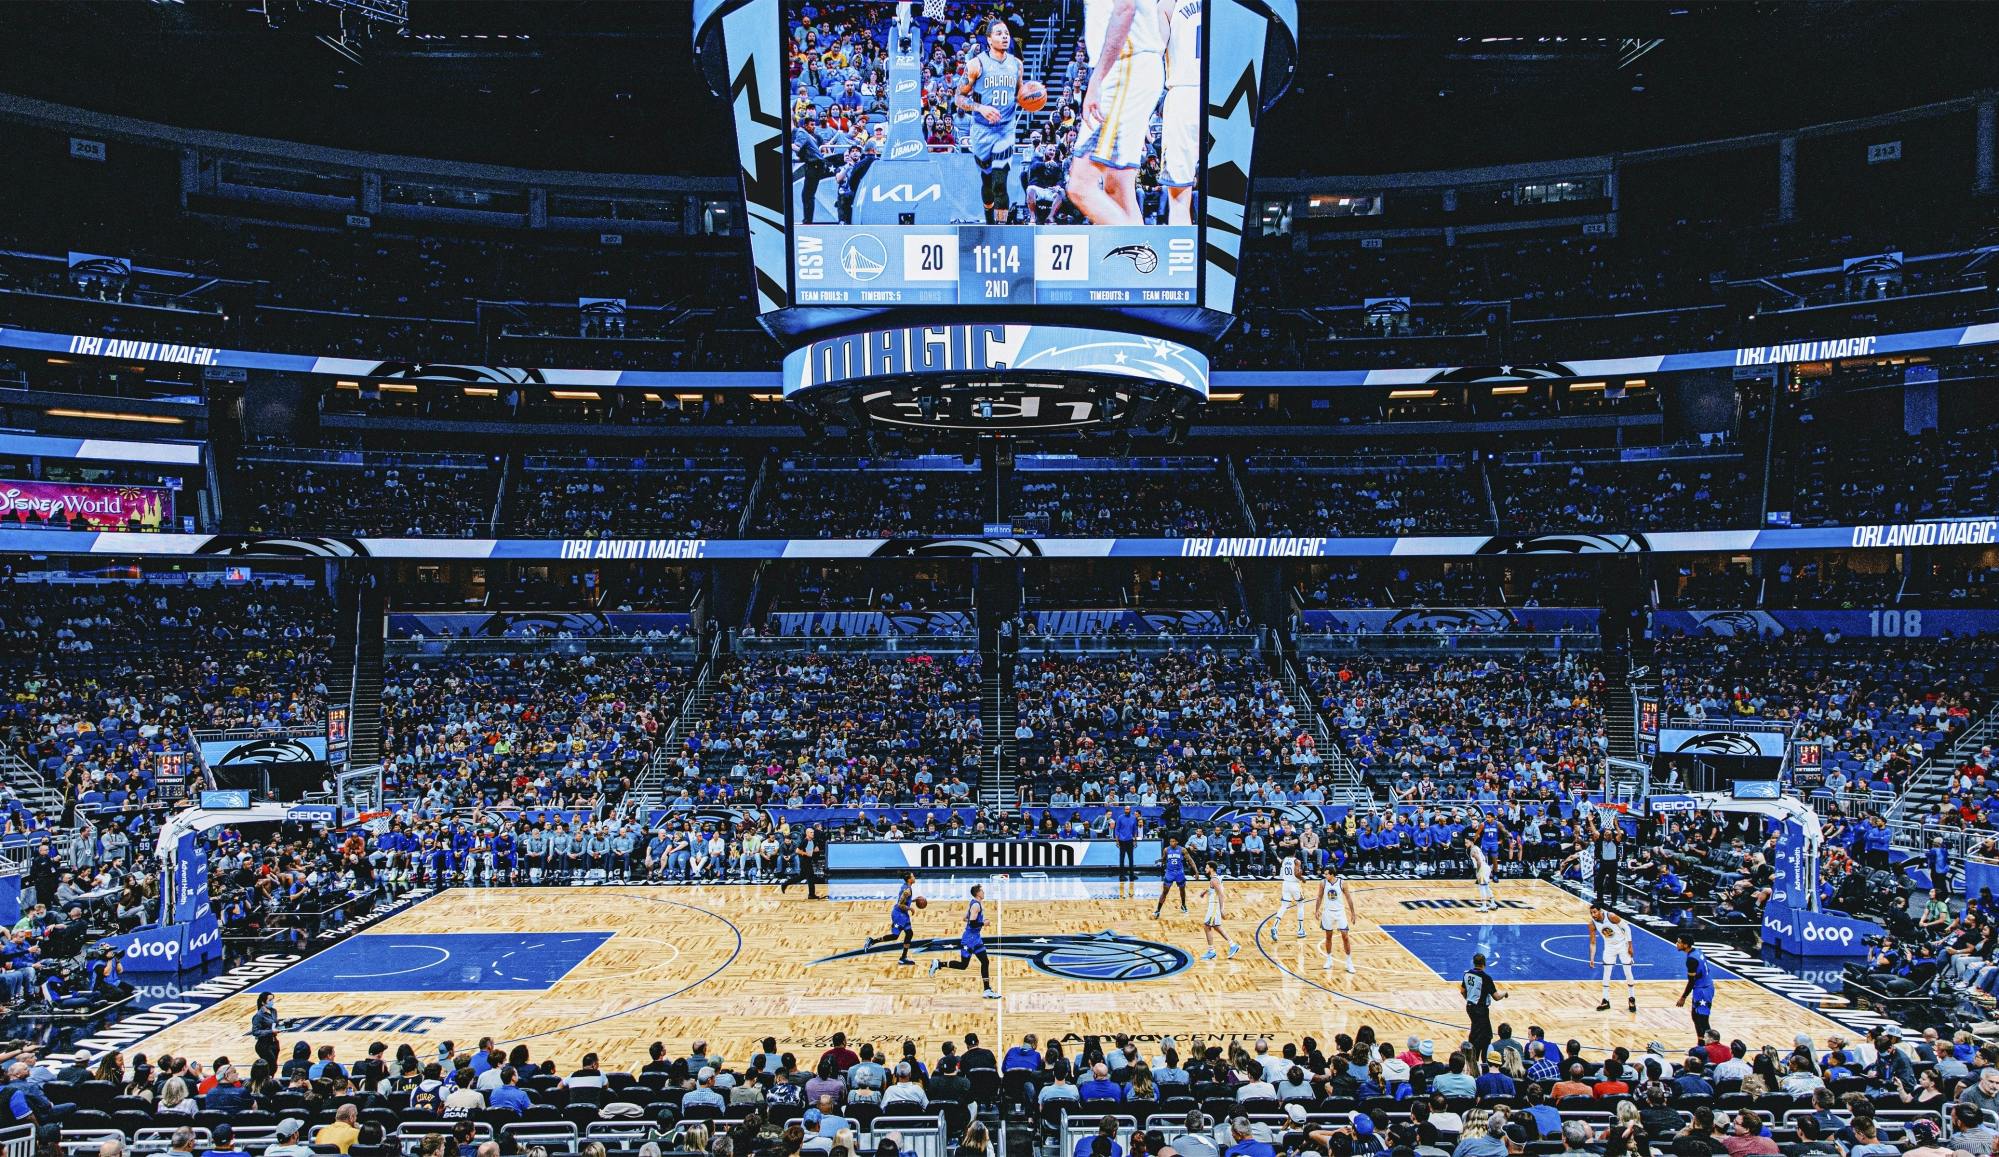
<box><xmin>923</xmin><ymin>0</ymin><xmax>947</xmax><ymax>19</ymax></box>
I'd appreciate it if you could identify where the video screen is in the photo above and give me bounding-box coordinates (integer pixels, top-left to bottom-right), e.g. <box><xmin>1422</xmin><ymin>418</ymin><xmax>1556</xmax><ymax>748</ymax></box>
<box><xmin>785</xmin><ymin>0</ymin><xmax>1203</xmax><ymax>306</ymax></box>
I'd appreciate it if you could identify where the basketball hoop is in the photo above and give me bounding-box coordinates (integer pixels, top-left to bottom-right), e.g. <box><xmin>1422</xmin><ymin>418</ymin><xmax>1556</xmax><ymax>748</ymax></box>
<box><xmin>923</xmin><ymin>0</ymin><xmax>947</xmax><ymax>20</ymax></box>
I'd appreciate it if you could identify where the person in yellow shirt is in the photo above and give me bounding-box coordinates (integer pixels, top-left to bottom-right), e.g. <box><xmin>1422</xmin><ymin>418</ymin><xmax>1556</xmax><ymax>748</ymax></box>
<box><xmin>315</xmin><ymin>1105</ymin><xmax>361</xmax><ymax>1154</ymax></box>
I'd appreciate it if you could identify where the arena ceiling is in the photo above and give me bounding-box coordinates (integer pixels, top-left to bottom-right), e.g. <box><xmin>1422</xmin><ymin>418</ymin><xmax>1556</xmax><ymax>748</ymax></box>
<box><xmin>0</xmin><ymin>1</ymin><xmax>1993</xmax><ymax>176</ymax></box>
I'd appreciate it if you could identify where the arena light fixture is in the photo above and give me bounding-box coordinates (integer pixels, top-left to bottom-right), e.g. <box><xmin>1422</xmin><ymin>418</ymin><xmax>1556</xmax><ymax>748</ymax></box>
<box><xmin>1569</xmin><ymin>381</ymin><xmax>1606</xmax><ymax>392</ymax></box>
<box><xmin>45</xmin><ymin>408</ymin><xmax>184</xmax><ymax>425</ymax></box>
<box><xmin>378</xmin><ymin>382</ymin><xmax>419</xmax><ymax>394</ymax></box>
<box><xmin>1490</xmin><ymin>385</ymin><xmax>1530</xmax><ymax>396</ymax></box>
<box><xmin>1388</xmin><ymin>388</ymin><xmax>1438</xmax><ymax>399</ymax></box>
<box><xmin>549</xmin><ymin>390</ymin><xmax>601</xmax><ymax>401</ymax></box>
<box><xmin>462</xmin><ymin>387</ymin><xmax>499</xmax><ymax>398</ymax></box>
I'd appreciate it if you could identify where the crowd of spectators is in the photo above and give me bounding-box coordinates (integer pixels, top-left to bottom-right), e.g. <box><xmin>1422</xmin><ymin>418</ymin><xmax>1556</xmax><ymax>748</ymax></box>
<box><xmin>1792</xmin><ymin>418</ymin><xmax>1999</xmax><ymax>528</ymax></box>
<box><xmin>1305</xmin><ymin>653</ymin><xmax>1606</xmax><ymax>800</ymax></box>
<box><xmin>231</xmin><ymin>456</ymin><xmax>498</xmax><ymax>539</ymax></box>
<box><xmin>511</xmin><ymin>460</ymin><xmax>750</xmax><ymax>538</ymax></box>
<box><xmin>666</xmin><ymin>653</ymin><xmax>984</xmax><ymax>808</ymax></box>
<box><xmin>1492</xmin><ymin>459</ymin><xmax>1753</xmax><ymax>534</ymax></box>
<box><xmin>1651</xmin><ymin>633</ymin><xmax>1997</xmax><ymax>800</ymax></box>
<box><xmin>1012</xmin><ymin>474</ymin><xmax>1241</xmax><ymax>538</ymax></box>
<box><xmin>1248</xmin><ymin>464</ymin><xmax>1492</xmax><ymax>537</ymax></box>
<box><xmin>1010</xmin><ymin>647</ymin><xmax>1323</xmax><ymax>807</ymax></box>
<box><xmin>0</xmin><ymin>577</ymin><xmax>335</xmax><ymax>814</ymax></box>
<box><xmin>752</xmin><ymin>468</ymin><xmax>985</xmax><ymax>539</ymax></box>
<box><xmin>379</xmin><ymin>647</ymin><xmax>686</xmax><ymax>812</ymax></box>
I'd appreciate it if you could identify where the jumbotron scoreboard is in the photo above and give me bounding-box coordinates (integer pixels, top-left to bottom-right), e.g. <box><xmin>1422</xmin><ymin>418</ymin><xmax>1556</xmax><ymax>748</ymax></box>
<box><xmin>794</xmin><ymin>225</ymin><xmax>1200</xmax><ymax>306</ymax></box>
<box><xmin>694</xmin><ymin>0</ymin><xmax>1298</xmax><ymax>428</ymax></box>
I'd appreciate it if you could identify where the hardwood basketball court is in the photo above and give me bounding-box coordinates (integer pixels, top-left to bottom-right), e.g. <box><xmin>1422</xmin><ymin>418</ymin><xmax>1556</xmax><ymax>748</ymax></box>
<box><xmin>129</xmin><ymin>879</ymin><xmax>1844</xmax><ymax>1068</ymax></box>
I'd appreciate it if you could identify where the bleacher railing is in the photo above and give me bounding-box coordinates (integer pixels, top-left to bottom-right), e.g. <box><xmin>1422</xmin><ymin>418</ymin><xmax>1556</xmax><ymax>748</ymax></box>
<box><xmin>1296</xmin><ymin>630</ymin><xmax>1599</xmax><ymax>654</ymax></box>
<box><xmin>1018</xmin><ymin>632</ymin><xmax>1261</xmax><ymax>655</ymax></box>
<box><xmin>238</xmin><ymin>446</ymin><xmax>489</xmax><ymax>469</ymax></box>
<box><xmin>734</xmin><ymin>634</ymin><xmax>980</xmax><ymax>657</ymax></box>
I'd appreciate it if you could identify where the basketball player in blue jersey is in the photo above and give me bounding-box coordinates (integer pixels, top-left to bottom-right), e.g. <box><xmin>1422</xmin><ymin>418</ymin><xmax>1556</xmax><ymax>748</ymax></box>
<box><xmin>1153</xmin><ymin>834</ymin><xmax>1194</xmax><ymax>918</ymax></box>
<box><xmin>1675</xmin><ymin>933</ymin><xmax>1717</xmax><ymax>1040</ymax></box>
<box><xmin>955</xmin><ymin>19</ymin><xmax>1022</xmax><ymax>224</ymax></box>
<box><xmin>864</xmin><ymin>871</ymin><xmax>922</xmax><ymax>965</ymax></box>
<box><xmin>930</xmin><ymin>882</ymin><xmax>1000</xmax><ymax>998</ymax></box>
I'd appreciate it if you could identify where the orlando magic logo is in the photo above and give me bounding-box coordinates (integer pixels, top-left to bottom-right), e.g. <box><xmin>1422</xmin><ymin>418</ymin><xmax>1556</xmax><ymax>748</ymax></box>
<box><xmin>1476</xmin><ymin>533</ymin><xmax>1650</xmax><ymax>556</ymax></box>
<box><xmin>1672</xmin><ymin>732</ymin><xmax>1765</xmax><ymax>756</ymax></box>
<box><xmin>1105</xmin><ymin>245</ymin><xmax>1159</xmax><ymax>273</ymax></box>
<box><xmin>1202</xmin><ymin>803</ymin><xmax>1328</xmax><ymax>827</ymax></box>
<box><xmin>1384</xmin><ymin>607</ymin><xmax>1515</xmax><ymax>632</ymax></box>
<box><xmin>215</xmin><ymin>737</ymin><xmax>318</xmax><ymax>766</ymax></box>
<box><xmin>196</xmin><ymin>535</ymin><xmax>368</xmax><ymax>558</ymax></box>
<box><xmin>476</xmin><ymin>611</ymin><xmax>615</xmax><ymax>638</ymax></box>
<box><xmin>1688</xmin><ymin>610</ymin><xmax>1783</xmax><ymax>639</ymax></box>
<box><xmin>814</xmin><ymin>931</ymin><xmax>1190</xmax><ymax>981</ymax></box>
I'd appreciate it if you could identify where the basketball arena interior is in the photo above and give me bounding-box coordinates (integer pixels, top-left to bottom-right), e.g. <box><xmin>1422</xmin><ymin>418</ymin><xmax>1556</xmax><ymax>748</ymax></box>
<box><xmin>0</xmin><ymin>4</ymin><xmax>1996</xmax><ymax>1157</ymax></box>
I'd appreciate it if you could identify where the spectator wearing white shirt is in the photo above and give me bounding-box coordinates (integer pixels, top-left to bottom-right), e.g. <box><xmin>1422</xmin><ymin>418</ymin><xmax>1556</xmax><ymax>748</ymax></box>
<box><xmin>880</xmin><ymin>1064</ymin><xmax>929</xmax><ymax>1111</ymax></box>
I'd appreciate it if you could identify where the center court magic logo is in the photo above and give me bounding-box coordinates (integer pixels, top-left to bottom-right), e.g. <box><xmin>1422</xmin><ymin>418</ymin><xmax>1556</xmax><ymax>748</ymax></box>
<box><xmin>813</xmin><ymin>931</ymin><xmax>1191</xmax><ymax>981</ymax></box>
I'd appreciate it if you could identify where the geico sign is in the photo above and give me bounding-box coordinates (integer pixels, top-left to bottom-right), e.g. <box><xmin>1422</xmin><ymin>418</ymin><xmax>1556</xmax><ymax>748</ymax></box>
<box><xmin>1802</xmin><ymin>922</ymin><xmax>1856</xmax><ymax>946</ymax></box>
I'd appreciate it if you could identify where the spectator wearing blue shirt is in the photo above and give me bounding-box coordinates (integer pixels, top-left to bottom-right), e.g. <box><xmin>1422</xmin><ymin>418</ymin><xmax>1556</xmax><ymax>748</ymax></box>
<box><xmin>1003</xmin><ymin>1035</ymin><xmax>1044</xmax><ymax>1072</ymax></box>
<box><xmin>1474</xmin><ymin>1059</ymin><xmax>1516</xmax><ymax>1100</ymax></box>
<box><xmin>488</xmin><ymin>1067</ymin><xmax>532</xmax><ymax>1115</ymax></box>
<box><xmin>1223</xmin><ymin>1117</ymin><xmax>1276</xmax><ymax>1157</ymax></box>
<box><xmin>1074</xmin><ymin>1118</ymin><xmax>1125</xmax><ymax>1157</ymax></box>
<box><xmin>1078</xmin><ymin>1063</ymin><xmax>1123</xmax><ymax>1102</ymax></box>
<box><xmin>683</xmin><ymin>1069</ymin><xmax>728</xmax><ymax>1114</ymax></box>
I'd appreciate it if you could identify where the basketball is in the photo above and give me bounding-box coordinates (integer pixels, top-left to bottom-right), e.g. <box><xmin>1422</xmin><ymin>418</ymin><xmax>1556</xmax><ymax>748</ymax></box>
<box><xmin>914</xmin><ymin>896</ymin><xmax>928</xmax><ymax>908</ymax></box>
<box><xmin>1018</xmin><ymin>80</ymin><xmax>1047</xmax><ymax>112</ymax></box>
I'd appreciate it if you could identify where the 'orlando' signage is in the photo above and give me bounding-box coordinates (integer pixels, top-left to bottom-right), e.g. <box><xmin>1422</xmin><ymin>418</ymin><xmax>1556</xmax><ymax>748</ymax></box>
<box><xmin>68</xmin><ymin>335</ymin><xmax>221</xmax><ymax>366</ymax></box>
<box><xmin>1733</xmin><ymin>335</ymin><xmax>1878</xmax><ymax>367</ymax></box>
<box><xmin>918</xmin><ymin>841</ymin><xmax>1080</xmax><ymax>869</ymax></box>
<box><xmin>559</xmin><ymin>539</ymin><xmax>709</xmax><ymax>560</ymax></box>
<box><xmin>1181</xmin><ymin>537</ymin><xmax>1329</xmax><ymax>557</ymax></box>
<box><xmin>1850</xmin><ymin>519</ymin><xmax>1998</xmax><ymax>548</ymax></box>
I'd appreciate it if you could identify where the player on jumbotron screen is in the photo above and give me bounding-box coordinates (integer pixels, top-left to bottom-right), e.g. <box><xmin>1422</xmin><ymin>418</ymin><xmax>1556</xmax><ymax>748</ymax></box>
<box><xmin>789</xmin><ymin>0</ymin><xmax>1196</xmax><ymax>227</ymax></box>
<box><xmin>1068</xmin><ymin>0</ymin><xmax>1168</xmax><ymax>225</ymax></box>
<box><xmin>955</xmin><ymin>17</ymin><xmax>1025</xmax><ymax>224</ymax></box>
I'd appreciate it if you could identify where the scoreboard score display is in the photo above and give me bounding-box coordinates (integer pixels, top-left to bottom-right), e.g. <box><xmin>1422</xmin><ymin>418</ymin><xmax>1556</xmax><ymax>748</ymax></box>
<box><xmin>785</xmin><ymin>0</ymin><xmax>1205</xmax><ymax>306</ymax></box>
<box><xmin>794</xmin><ymin>225</ymin><xmax>1199</xmax><ymax>304</ymax></box>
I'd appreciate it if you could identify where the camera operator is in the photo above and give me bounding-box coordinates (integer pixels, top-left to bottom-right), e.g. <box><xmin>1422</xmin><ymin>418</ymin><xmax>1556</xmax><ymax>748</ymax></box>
<box><xmin>86</xmin><ymin>944</ymin><xmax>131</xmax><ymax>1002</ymax></box>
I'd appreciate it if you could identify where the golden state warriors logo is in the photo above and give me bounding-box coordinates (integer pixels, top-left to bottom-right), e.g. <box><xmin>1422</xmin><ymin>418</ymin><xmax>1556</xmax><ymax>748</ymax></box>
<box><xmin>813</xmin><ymin>931</ymin><xmax>1190</xmax><ymax>981</ymax></box>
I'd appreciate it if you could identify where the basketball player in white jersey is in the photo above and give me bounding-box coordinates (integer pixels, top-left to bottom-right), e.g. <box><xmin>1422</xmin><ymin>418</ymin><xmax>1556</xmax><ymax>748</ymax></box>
<box><xmin>1314</xmin><ymin>865</ymin><xmax>1357</xmax><ymax>973</ymax></box>
<box><xmin>1587</xmin><ymin>903</ymin><xmax>1638</xmax><ymax>1013</ymax></box>
<box><xmin>1467</xmin><ymin>831</ymin><xmax>1495</xmax><ymax>912</ymax></box>
<box><xmin>1198</xmin><ymin>864</ymin><xmax>1241</xmax><ymax>961</ymax></box>
<box><xmin>1157</xmin><ymin>0</ymin><xmax>1201</xmax><ymax>225</ymax></box>
<box><xmin>1069</xmin><ymin>0</ymin><xmax>1167</xmax><ymax>225</ymax></box>
<box><xmin>1268</xmin><ymin>853</ymin><xmax>1307</xmax><ymax>941</ymax></box>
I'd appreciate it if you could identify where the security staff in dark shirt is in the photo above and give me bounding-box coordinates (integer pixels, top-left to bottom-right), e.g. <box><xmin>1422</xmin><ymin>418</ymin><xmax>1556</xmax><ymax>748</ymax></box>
<box><xmin>794</xmin><ymin>117</ymin><xmax>829</xmax><ymax>224</ymax></box>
